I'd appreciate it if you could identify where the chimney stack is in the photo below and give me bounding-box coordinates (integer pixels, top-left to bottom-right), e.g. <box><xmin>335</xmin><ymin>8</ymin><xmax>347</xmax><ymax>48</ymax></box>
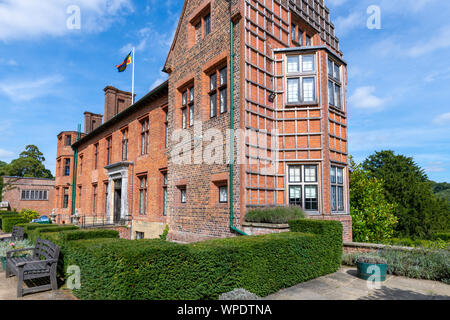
<box><xmin>104</xmin><ymin>86</ymin><xmax>134</xmax><ymax>122</ymax></box>
<box><xmin>84</xmin><ymin>112</ymin><xmax>103</xmax><ymax>134</ymax></box>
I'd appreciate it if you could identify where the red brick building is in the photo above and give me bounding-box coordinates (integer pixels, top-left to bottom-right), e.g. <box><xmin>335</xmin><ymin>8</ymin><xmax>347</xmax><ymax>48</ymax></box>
<box><xmin>55</xmin><ymin>0</ymin><xmax>352</xmax><ymax>242</ymax></box>
<box><xmin>1</xmin><ymin>176</ymin><xmax>55</xmax><ymax>214</ymax></box>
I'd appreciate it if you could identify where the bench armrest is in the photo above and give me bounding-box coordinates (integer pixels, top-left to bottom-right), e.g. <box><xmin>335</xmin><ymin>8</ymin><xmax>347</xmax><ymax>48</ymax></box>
<box><xmin>16</xmin><ymin>259</ymin><xmax>58</xmax><ymax>268</ymax></box>
<box><xmin>6</xmin><ymin>248</ymin><xmax>34</xmax><ymax>258</ymax></box>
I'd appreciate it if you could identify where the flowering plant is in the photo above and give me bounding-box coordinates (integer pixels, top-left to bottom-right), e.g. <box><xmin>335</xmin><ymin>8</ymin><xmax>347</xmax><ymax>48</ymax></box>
<box><xmin>0</xmin><ymin>240</ymin><xmax>33</xmax><ymax>258</ymax></box>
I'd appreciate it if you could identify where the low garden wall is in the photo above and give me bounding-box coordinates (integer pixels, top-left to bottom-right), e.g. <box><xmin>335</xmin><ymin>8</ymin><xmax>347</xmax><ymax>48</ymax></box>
<box><xmin>343</xmin><ymin>241</ymin><xmax>416</xmax><ymax>254</ymax></box>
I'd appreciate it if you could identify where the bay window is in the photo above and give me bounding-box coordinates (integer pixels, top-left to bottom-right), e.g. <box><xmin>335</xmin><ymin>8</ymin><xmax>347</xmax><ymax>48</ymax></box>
<box><xmin>286</xmin><ymin>54</ymin><xmax>316</xmax><ymax>104</ymax></box>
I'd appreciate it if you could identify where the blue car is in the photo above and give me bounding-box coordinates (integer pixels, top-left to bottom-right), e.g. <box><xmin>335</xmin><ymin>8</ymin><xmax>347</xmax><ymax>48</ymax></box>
<box><xmin>31</xmin><ymin>215</ymin><xmax>51</xmax><ymax>224</ymax></box>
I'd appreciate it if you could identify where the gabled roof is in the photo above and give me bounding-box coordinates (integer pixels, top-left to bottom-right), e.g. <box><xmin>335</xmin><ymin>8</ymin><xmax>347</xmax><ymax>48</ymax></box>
<box><xmin>163</xmin><ymin>0</ymin><xmax>188</xmax><ymax>73</ymax></box>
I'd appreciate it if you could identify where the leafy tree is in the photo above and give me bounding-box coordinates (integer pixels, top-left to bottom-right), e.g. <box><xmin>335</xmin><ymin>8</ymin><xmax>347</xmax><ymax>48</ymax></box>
<box><xmin>5</xmin><ymin>145</ymin><xmax>53</xmax><ymax>179</ymax></box>
<box><xmin>349</xmin><ymin>158</ymin><xmax>398</xmax><ymax>242</ymax></box>
<box><xmin>432</xmin><ymin>182</ymin><xmax>450</xmax><ymax>194</ymax></box>
<box><xmin>363</xmin><ymin>150</ymin><xmax>449</xmax><ymax>238</ymax></box>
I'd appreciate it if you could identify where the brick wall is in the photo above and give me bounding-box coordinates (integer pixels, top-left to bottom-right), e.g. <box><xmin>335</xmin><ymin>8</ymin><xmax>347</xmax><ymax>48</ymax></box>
<box><xmin>2</xmin><ymin>177</ymin><xmax>55</xmax><ymax>215</ymax></box>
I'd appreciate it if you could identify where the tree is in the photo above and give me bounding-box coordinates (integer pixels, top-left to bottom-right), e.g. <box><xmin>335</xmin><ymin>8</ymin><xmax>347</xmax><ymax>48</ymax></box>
<box><xmin>349</xmin><ymin>158</ymin><xmax>398</xmax><ymax>242</ymax></box>
<box><xmin>0</xmin><ymin>161</ymin><xmax>7</xmax><ymax>202</ymax></box>
<box><xmin>6</xmin><ymin>145</ymin><xmax>53</xmax><ymax>179</ymax></box>
<box><xmin>362</xmin><ymin>150</ymin><xmax>449</xmax><ymax>238</ymax></box>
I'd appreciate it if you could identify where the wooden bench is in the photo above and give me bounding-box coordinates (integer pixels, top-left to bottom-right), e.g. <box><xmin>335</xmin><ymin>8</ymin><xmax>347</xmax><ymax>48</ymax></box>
<box><xmin>1</xmin><ymin>226</ymin><xmax>25</xmax><ymax>242</ymax></box>
<box><xmin>5</xmin><ymin>238</ymin><xmax>60</xmax><ymax>297</ymax></box>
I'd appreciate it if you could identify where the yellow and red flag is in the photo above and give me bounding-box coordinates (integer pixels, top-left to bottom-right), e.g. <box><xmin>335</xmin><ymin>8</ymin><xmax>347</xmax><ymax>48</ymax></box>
<box><xmin>116</xmin><ymin>51</ymin><xmax>132</xmax><ymax>72</ymax></box>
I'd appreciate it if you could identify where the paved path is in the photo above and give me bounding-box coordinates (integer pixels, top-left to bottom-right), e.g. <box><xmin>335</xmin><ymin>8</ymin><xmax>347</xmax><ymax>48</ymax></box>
<box><xmin>266</xmin><ymin>267</ymin><xmax>450</xmax><ymax>300</ymax></box>
<box><xmin>0</xmin><ymin>270</ymin><xmax>76</xmax><ymax>300</ymax></box>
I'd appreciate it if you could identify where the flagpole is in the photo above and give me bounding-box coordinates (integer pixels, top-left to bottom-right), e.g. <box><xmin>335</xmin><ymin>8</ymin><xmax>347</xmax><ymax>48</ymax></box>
<box><xmin>132</xmin><ymin>47</ymin><xmax>135</xmax><ymax>104</ymax></box>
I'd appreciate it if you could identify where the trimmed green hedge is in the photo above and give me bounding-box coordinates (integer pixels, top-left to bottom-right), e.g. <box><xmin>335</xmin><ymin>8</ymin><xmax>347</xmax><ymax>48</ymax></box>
<box><xmin>0</xmin><ymin>212</ymin><xmax>19</xmax><ymax>230</ymax></box>
<box><xmin>16</xmin><ymin>223</ymin><xmax>65</xmax><ymax>238</ymax></box>
<box><xmin>28</xmin><ymin>225</ymin><xmax>79</xmax><ymax>243</ymax></box>
<box><xmin>40</xmin><ymin>229</ymin><xmax>119</xmax><ymax>244</ymax></box>
<box><xmin>60</xmin><ymin>221</ymin><xmax>342</xmax><ymax>300</ymax></box>
<box><xmin>433</xmin><ymin>232</ymin><xmax>450</xmax><ymax>242</ymax></box>
<box><xmin>2</xmin><ymin>217</ymin><xmax>28</xmax><ymax>232</ymax></box>
<box><xmin>245</xmin><ymin>207</ymin><xmax>305</xmax><ymax>224</ymax></box>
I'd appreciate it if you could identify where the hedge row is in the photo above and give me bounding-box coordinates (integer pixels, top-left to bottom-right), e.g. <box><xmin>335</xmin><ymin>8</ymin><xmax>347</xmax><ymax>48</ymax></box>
<box><xmin>245</xmin><ymin>207</ymin><xmax>305</xmax><ymax>224</ymax></box>
<box><xmin>60</xmin><ymin>219</ymin><xmax>342</xmax><ymax>300</ymax></box>
<box><xmin>40</xmin><ymin>229</ymin><xmax>119</xmax><ymax>244</ymax></box>
<box><xmin>433</xmin><ymin>232</ymin><xmax>450</xmax><ymax>242</ymax></box>
<box><xmin>2</xmin><ymin>217</ymin><xmax>29</xmax><ymax>232</ymax></box>
<box><xmin>0</xmin><ymin>212</ymin><xmax>19</xmax><ymax>230</ymax></box>
<box><xmin>39</xmin><ymin>229</ymin><xmax>121</xmax><ymax>280</ymax></box>
<box><xmin>28</xmin><ymin>225</ymin><xmax>79</xmax><ymax>243</ymax></box>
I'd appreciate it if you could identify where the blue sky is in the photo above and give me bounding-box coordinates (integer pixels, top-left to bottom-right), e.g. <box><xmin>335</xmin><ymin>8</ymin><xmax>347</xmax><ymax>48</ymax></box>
<box><xmin>0</xmin><ymin>0</ymin><xmax>449</xmax><ymax>182</ymax></box>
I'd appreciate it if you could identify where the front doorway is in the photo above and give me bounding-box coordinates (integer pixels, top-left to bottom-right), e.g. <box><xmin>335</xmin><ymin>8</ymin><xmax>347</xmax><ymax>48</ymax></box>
<box><xmin>114</xmin><ymin>179</ymin><xmax>122</xmax><ymax>224</ymax></box>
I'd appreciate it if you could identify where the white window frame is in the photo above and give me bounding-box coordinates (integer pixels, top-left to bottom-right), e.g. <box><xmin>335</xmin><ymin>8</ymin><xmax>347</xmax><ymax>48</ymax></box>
<box><xmin>331</xmin><ymin>165</ymin><xmax>346</xmax><ymax>213</ymax></box>
<box><xmin>287</xmin><ymin>164</ymin><xmax>320</xmax><ymax>212</ymax></box>
<box><xmin>285</xmin><ymin>54</ymin><xmax>317</xmax><ymax>105</ymax></box>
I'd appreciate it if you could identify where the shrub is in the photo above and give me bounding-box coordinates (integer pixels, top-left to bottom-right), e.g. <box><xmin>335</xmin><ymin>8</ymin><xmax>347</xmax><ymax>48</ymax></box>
<box><xmin>433</xmin><ymin>232</ymin><xmax>450</xmax><ymax>242</ymax></box>
<box><xmin>342</xmin><ymin>248</ymin><xmax>450</xmax><ymax>284</ymax></box>
<box><xmin>0</xmin><ymin>212</ymin><xmax>19</xmax><ymax>229</ymax></box>
<box><xmin>383</xmin><ymin>237</ymin><xmax>450</xmax><ymax>250</ymax></box>
<box><xmin>349</xmin><ymin>158</ymin><xmax>398</xmax><ymax>242</ymax></box>
<box><xmin>28</xmin><ymin>225</ymin><xmax>79</xmax><ymax>243</ymax></box>
<box><xmin>39</xmin><ymin>229</ymin><xmax>120</xmax><ymax>279</ymax></box>
<box><xmin>159</xmin><ymin>225</ymin><xmax>169</xmax><ymax>240</ymax></box>
<box><xmin>18</xmin><ymin>209</ymin><xmax>40</xmax><ymax>222</ymax></box>
<box><xmin>356</xmin><ymin>256</ymin><xmax>387</xmax><ymax>264</ymax></box>
<box><xmin>16</xmin><ymin>223</ymin><xmax>64</xmax><ymax>238</ymax></box>
<box><xmin>59</xmin><ymin>220</ymin><xmax>342</xmax><ymax>300</ymax></box>
<box><xmin>245</xmin><ymin>207</ymin><xmax>305</xmax><ymax>224</ymax></box>
<box><xmin>0</xmin><ymin>239</ymin><xmax>33</xmax><ymax>258</ymax></box>
<box><xmin>2</xmin><ymin>217</ymin><xmax>29</xmax><ymax>232</ymax></box>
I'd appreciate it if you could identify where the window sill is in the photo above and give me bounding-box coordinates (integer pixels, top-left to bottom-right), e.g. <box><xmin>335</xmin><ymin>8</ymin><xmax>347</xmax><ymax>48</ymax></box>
<box><xmin>286</xmin><ymin>102</ymin><xmax>319</xmax><ymax>107</ymax></box>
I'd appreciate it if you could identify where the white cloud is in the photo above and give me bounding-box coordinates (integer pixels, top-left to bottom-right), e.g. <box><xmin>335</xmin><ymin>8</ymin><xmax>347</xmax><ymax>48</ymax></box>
<box><xmin>407</xmin><ymin>26</ymin><xmax>450</xmax><ymax>57</ymax></box>
<box><xmin>433</xmin><ymin>112</ymin><xmax>450</xmax><ymax>125</ymax></box>
<box><xmin>348</xmin><ymin>86</ymin><xmax>389</xmax><ymax>110</ymax></box>
<box><xmin>0</xmin><ymin>0</ymin><xmax>133</xmax><ymax>41</ymax></box>
<box><xmin>334</xmin><ymin>12</ymin><xmax>363</xmax><ymax>36</ymax></box>
<box><xmin>0</xmin><ymin>75</ymin><xmax>64</xmax><ymax>102</ymax></box>
<box><xmin>0</xmin><ymin>148</ymin><xmax>14</xmax><ymax>159</ymax></box>
<box><xmin>325</xmin><ymin>0</ymin><xmax>348</xmax><ymax>6</ymax></box>
<box><xmin>425</xmin><ymin>68</ymin><xmax>450</xmax><ymax>83</ymax></box>
<box><xmin>424</xmin><ymin>161</ymin><xmax>446</xmax><ymax>173</ymax></box>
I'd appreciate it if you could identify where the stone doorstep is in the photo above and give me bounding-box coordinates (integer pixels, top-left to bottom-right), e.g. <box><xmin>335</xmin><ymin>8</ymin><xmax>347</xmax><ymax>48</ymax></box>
<box><xmin>242</xmin><ymin>222</ymin><xmax>290</xmax><ymax>229</ymax></box>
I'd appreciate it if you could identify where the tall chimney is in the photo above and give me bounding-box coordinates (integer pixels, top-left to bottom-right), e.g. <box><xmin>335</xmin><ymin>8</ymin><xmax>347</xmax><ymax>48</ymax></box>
<box><xmin>104</xmin><ymin>86</ymin><xmax>134</xmax><ymax>122</ymax></box>
<box><xmin>84</xmin><ymin>112</ymin><xmax>103</xmax><ymax>134</ymax></box>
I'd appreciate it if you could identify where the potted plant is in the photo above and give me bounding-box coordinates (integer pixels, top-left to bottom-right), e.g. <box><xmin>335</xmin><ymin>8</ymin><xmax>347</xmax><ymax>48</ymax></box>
<box><xmin>0</xmin><ymin>240</ymin><xmax>33</xmax><ymax>270</ymax></box>
<box><xmin>356</xmin><ymin>256</ymin><xmax>388</xmax><ymax>282</ymax></box>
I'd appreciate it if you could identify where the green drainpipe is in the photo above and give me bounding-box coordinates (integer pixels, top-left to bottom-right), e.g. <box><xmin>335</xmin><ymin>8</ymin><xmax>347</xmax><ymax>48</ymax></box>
<box><xmin>70</xmin><ymin>124</ymin><xmax>81</xmax><ymax>224</ymax></box>
<box><xmin>229</xmin><ymin>16</ymin><xmax>247</xmax><ymax>236</ymax></box>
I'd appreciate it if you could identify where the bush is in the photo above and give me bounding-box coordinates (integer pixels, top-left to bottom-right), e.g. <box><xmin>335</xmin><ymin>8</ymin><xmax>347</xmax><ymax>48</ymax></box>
<box><xmin>349</xmin><ymin>158</ymin><xmax>398</xmax><ymax>242</ymax></box>
<box><xmin>16</xmin><ymin>223</ymin><xmax>64</xmax><ymax>238</ymax></box>
<box><xmin>28</xmin><ymin>225</ymin><xmax>79</xmax><ymax>243</ymax></box>
<box><xmin>2</xmin><ymin>217</ymin><xmax>29</xmax><ymax>232</ymax></box>
<box><xmin>18</xmin><ymin>209</ymin><xmax>40</xmax><ymax>222</ymax></box>
<box><xmin>0</xmin><ymin>212</ymin><xmax>19</xmax><ymax>229</ymax></box>
<box><xmin>356</xmin><ymin>256</ymin><xmax>387</xmax><ymax>264</ymax></box>
<box><xmin>245</xmin><ymin>207</ymin><xmax>305</xmax><ymax>224</ymax></box>
<box><xmin>383</xmin><ymin>237</ymin><xmax>450</xmax><ymax>250</ymax></box>
<box><xmin>342</xmin><ymin>248</ymin><xmax>450</xmax><ymax>284</ymax></box>
<box><xmin>59</xmin><ymin>220</ymin><xmax>342</xmax><ymax>300</ymax></box>
<box><xmin>433</xmin><ymin>232</ymin><xmax>450</xmax><ymax>242</ymax></box>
